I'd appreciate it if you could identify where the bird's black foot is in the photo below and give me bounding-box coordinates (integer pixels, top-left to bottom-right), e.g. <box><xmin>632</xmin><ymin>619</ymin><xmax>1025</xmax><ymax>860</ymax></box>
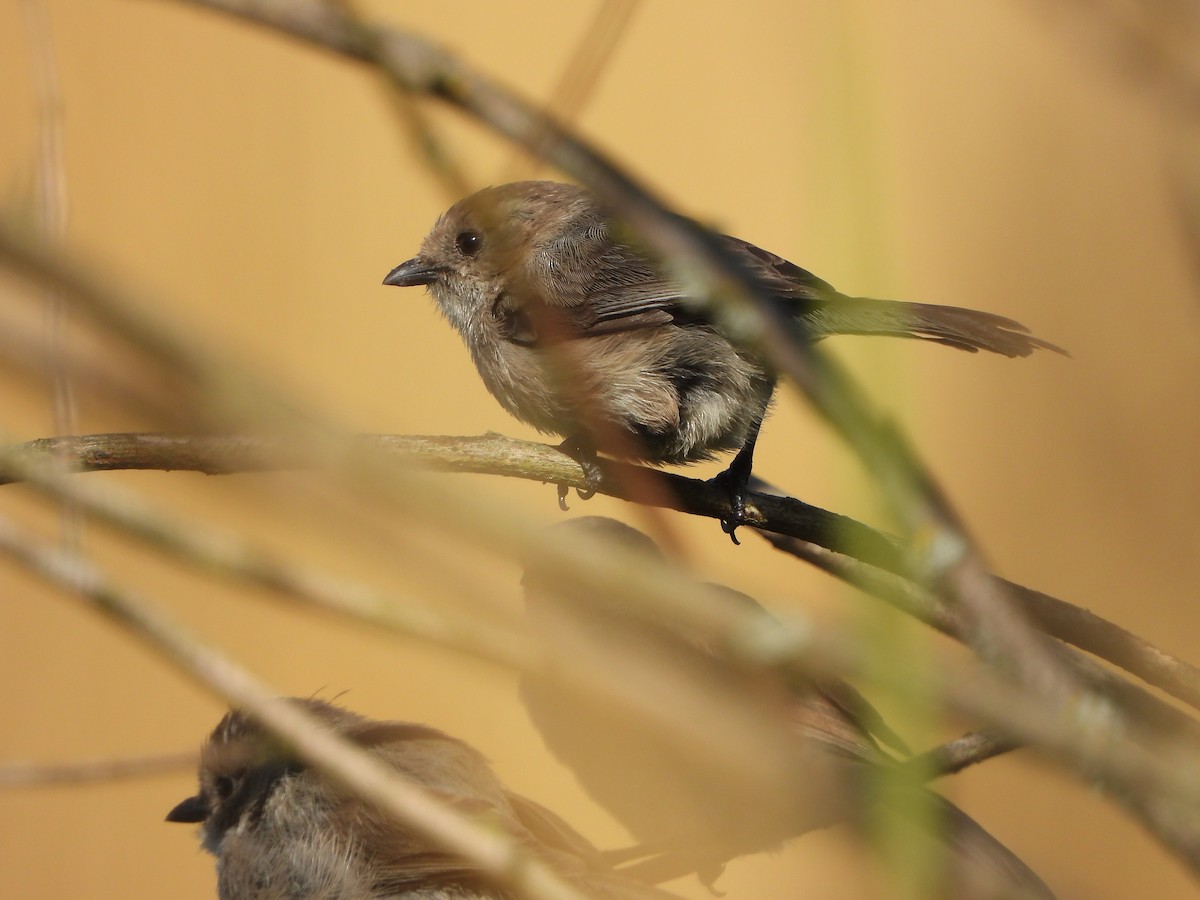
<box><xmin>556</xmin><ymin>435</ymin><xmax>602</xmax><ymax>511</ymax></box>
<box><xmin>708</xmin><ymin>437</ymin><xmax>758</xmax><ymax>544</ymax></box>
<box><xmin>708</xmin><ymin>468</ymin><xmax>750</xmax><ymax>544</ymax></box>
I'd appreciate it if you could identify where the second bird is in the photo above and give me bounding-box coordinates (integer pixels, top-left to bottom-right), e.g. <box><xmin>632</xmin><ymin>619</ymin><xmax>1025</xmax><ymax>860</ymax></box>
<box><xmin>384</xmin><ymin>182</ymin><xmax>1063</xmax><ymax>533</ymax></box>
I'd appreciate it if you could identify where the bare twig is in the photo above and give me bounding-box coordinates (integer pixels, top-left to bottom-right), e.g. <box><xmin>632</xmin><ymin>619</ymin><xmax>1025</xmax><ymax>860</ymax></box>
<box><xmin>756</xmin><ymin>529</ymin><xmax>1200</xmax><ymax>742</ymax></box>
<box><xmin>504</xmin><ymin>0</ymin><xmax>641</xmax><ymax>180</ymax></box>
<box><xmin>0</xmin><ymin>431</ymin><xmax>898</xmax><ymax>561</ymax></box>
<box><xmin>1167</xmin><ymin>128</ymin><xmax>1200</xmax><ymax>303</ymax></box>
<box><xmin>0</xmin><ymin>752</ymin><xmax>196</xmax><ymax>787</ymax></box>
<box><xmin>17</xmin><ymin>0</ymin><xmax>80</xmax><ymax>548</ymax></box>
<box><xmin>1003</xmin><ymin>576</ymin><xmax>1200</xmax><ymax>710</ymax></box>
<box><xmin>903</xmin><ymin>730</ymin><xmax>1022</xmax><ymax>780</ymax></box>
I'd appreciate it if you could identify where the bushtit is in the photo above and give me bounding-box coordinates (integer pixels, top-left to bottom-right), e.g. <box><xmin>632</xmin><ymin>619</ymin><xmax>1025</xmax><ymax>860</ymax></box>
<box><xmin>384</xmin><ymin>181</ymin><xmax>1063</xmax><ymax>536</ymax></box>
<box><xmin>519</xmin><ymin>517</ymin><xmax>1055</xmax><ymax>899</ymax></box>
<box><xmin>166</xmin><ymin>698</ymin><xmax>680</xmax><ymax>900</ymax></box>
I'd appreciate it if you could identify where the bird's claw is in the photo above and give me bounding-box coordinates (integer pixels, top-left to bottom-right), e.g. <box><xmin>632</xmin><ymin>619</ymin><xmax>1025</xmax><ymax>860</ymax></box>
<box><xmin>556</xmin><ymin>436</ymin><xmax>601</xmax><ymax>511</ymax></box>
<box><xmin>709</xmin><ymin>469</ymin><xmax>750</xmax><ymax>545</ymax></box>
<box><xmin>719</xmin><ymin>511</ymin><xmax>744</xmax><ymax>546</ymax></box>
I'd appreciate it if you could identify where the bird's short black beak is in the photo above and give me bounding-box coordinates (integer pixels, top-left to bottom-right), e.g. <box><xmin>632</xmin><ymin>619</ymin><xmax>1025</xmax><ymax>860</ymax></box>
<box><xmin>383</xmin><ymin>257</ymin><xmax>442</xmax><ymax>287</ymax></box>
<box><xmin>165</xmin><ymin>794</ymin><xmax>209</xmax><ymax>823</ymax></box>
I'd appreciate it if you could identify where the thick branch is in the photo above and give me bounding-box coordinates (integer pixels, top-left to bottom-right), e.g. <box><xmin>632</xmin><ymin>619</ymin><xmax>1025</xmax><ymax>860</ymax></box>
<box><xmin>1</xmin><ymin>430</ymin><xmax>898</xmax><ymax>565</ymax></box>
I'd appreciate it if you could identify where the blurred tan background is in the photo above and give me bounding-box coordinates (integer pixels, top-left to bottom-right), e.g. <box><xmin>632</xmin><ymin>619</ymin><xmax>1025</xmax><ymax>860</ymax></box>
<box><xmin>1</xmin><ymin>1</ymin><xmax>1199</xmax><ymax>898</ymax></box>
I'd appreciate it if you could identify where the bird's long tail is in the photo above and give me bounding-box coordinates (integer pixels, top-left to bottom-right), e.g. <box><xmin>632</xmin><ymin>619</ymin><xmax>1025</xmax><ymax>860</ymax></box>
<box><xmin>928</xmin><ymin>790</ymin><xmax>1057</xmax><ymax>899</ymax></box>
<box><xmin>807</xmin><ymin>296</ymin><xmax>1067</xmax><ymax>358</ymax></box>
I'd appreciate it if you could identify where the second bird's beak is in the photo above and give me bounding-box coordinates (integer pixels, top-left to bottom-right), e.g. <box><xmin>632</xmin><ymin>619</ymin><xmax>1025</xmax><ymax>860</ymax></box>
<box><xmin>383</xmin><ymin>257</ymin><xmax>442</xmax><ymax>287</ymax></box>
<box><xmin>165</xmin><ymin>794</ymin><xmax>209</xmax><ymax>824</ymax></box>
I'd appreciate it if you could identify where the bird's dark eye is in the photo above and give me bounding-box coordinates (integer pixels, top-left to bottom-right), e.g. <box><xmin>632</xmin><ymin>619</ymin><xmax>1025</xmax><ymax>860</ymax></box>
<box><xmin>214</xmin><ymin>775</ymin><xmax>236</xmax><ymax>800</ymax></box>
<box><xmin>455</xmin><ymin>230</ymin><xmax>483</xmax><ymax>257</ymax></box>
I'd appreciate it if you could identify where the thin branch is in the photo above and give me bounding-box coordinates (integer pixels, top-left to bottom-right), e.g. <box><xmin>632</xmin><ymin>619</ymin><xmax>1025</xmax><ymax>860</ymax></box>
<box><xmin>1167</xmin><ymin>129</ymin><xmax>1200</xmax><ymax>305</ymax></box>
<box><xmin>756</xmin><ymin>529</ymin><xmax>1200</xmax><ymax>744</ymax></box>
<box><xmin>1003</xmin><ymin>575</ymin><xmax>1200</xmax><ymax>710</ymax></box>
<box><xmin>903</xmin><ymin>730</ymin><xmax>1022</xmax><ymax>780</ymax></box>
<box><xmin>0</xmin><ymin>431</ymin><xmax>900</xmax><ymax>564</ymax></box>
<box><xmin>18</xmin><ymin>0</ymin><xmax>80</xmax><ymax>548</ymax></box>
<box><xmin>504</xmin><ymin>0</ymin><xmax>641</xmax><ymax>180</ymax></box>
<box><xmin>0</xmin><ymin>752</ymin><xmax>196</xmax><ymax>787</ymax></box>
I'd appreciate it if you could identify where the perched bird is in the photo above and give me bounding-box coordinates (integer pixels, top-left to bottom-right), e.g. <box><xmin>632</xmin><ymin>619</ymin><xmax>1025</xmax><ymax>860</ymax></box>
<box><xmin>384</xmin><ymin>181</ymin><xmax>1063</xmax><ymax>536</ymax></box>
<box><xmin>166</xmin><ymin>698</ymin><xmax>681</xmax><ymax>900</ymax></box>
<box><xmin>519</xmin><ymin>517</ymin><xmax>1056</xmax><ymax>899</ymax></box>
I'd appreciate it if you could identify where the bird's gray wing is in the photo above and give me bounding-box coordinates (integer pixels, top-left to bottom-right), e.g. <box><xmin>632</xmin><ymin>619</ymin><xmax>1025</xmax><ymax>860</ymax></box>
<box><xmin>719</xmin><ymin>234</ymin><xmax>838</xmax><ymax>300</ymax></box>
<box><xmin>505</xmin><ymin>791</ymin><xmax>607</xmax><ymax>864</ymax></box>
<box><xmin>514</xmin><ymin>223</ymin><xmax>836</xmax><ymax>343</ymax></box>
<box><xmin>513</xmin><ymin>216</ymin><xmax>710</xmax><ymax>341</ymax></box>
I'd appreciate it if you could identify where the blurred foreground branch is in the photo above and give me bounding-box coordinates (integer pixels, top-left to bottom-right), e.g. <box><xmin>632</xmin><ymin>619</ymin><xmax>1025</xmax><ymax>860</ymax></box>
<box><xmin>4</xmin><ymin>492</ymin><xmax>1200</xmax><ymax>874</ymax></box>
<box><xmin>0</xmin><ymin>752</ymin><xmax>196</xmax><ymax>787</ymax></box>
